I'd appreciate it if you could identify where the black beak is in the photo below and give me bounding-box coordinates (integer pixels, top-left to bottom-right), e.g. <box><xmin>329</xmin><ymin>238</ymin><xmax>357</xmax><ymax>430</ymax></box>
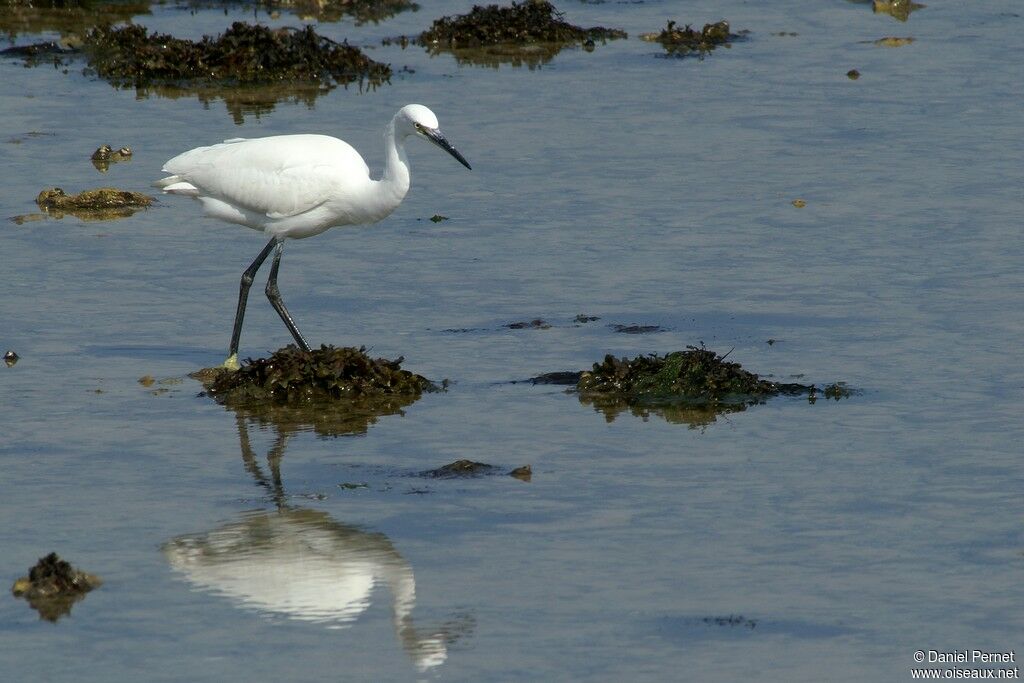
<box><xmin>425</xmin><ymin>129</ymin><xmax>472</xmax><ymax>170</ymax></box>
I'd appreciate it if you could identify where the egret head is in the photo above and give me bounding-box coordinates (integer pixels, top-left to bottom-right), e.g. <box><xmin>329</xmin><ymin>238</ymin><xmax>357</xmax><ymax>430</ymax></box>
<box><xmin>397</xmin><ymin>104</ymin><xmax>472</xmax><ymax>170</ymax></box>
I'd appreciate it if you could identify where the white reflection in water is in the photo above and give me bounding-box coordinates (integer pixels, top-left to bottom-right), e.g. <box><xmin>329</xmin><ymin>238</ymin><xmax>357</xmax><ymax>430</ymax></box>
<box><xmin>163</xmin><ymin>508</ymin><xmax>451</xmax><ymax>672</ymax></box>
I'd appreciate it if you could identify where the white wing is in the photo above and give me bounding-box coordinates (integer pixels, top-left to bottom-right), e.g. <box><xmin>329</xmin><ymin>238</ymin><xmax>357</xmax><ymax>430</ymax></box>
<box><xmin>158</xmin><ymin>134</ymin><xmax>370</xmax><ymax>220</ymax></box>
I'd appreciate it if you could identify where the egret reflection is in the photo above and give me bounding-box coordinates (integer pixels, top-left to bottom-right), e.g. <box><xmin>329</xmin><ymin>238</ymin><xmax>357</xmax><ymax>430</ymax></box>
<box><xmin>163</xmin><ymin>508</ymin><xmax>464</xmax><ymax>672</ymax></box>
<box><xmin>163</xmin><ymin>414</ymin><xmax>471</xmax><ymax>672</ymax></box>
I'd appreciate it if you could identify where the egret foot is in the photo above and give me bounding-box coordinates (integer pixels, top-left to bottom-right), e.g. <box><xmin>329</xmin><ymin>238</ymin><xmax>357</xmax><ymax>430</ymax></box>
<box><xmin>222</xmin><ymin>353</ymin><xmax>240</xmax><ymax>371</ymax></box>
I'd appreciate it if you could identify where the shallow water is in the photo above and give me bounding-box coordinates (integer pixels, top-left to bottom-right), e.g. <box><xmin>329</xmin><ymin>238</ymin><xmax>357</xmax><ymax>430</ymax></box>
<box><xmin>2</xmin><ymin>1</ymin><xmax>1023</xmax><ymax>680</ymax></box>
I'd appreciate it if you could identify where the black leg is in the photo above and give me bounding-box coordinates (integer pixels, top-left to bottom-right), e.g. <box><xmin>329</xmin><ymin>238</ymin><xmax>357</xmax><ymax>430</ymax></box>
<box><xmin>266</xmin><ymin>240</ymin><xmax>312</xmax><ymax>353</ymax></box>
<box><xmin>226</xmin><ymin>237</ymin><xmax>279</xmax><ymax>366</ymax></box>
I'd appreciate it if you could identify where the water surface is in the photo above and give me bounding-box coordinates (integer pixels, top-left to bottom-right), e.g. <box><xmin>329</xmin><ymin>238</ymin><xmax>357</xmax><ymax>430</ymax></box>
<box><xmin>1</xmin><ymin>1</ymin><xmax>1023</xmax><ymax>680</ymax></box>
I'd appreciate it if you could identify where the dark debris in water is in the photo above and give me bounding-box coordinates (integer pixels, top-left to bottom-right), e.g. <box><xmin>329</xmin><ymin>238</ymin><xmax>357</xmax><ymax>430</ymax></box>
<box><xmin>420</xmin><ymin>459</ymin><xmax>531</xmax><ymax>480</ymax></box>
<box><xmin>199</xmin><ymin>344</ymin><xmax>436</xmax><ymax>405</ymax></box>
<box><xmin>35</xmin><ymin>186</ymin><xmax>152</xmax><ymax>221</ymax></box>
<box><xmin>527</xmin><ymin>370</ymin><xmax>582</xmax><ymax>385</ymax></box>
<box><xmin>506</xmin><ymin>318</ymin><xmax>551</xmax><ymax>330</ymax></box>
<box><xmin>0</xmin><ymin>39</ymin><xmax>75</xmax><ymax>64</ymax></box>
<box><xmin>704</xmin><ymin>614</ymin><xmax>758</xmax><ymax>629</ymax></box>
<box><xmin>645</xmin><ymin>20</ymin><xmax>743</xmax><ymax>59</ymax></box>
<box><xmin>611</xmin><ymin>323</ymin><xmax>664</xmax><ymax>334</ymax></box>
<box><xmin>4</xmin><ymin>350</ymin><xmax>19</xmax><ymax>367</ymax></box>
<box><xmin>808</xmin><ymin>381</ymin><xmax>854</xmax><ymax>403</ymax></box>
<box><xmin>12</xmin><ymin>552</ymin><xmax>102</xmax><ymax>622</ymax></box>
<box><xmin>81</xmin><ymin>22</ymin><xmax>391</xmax><ymax>89</ymax></box>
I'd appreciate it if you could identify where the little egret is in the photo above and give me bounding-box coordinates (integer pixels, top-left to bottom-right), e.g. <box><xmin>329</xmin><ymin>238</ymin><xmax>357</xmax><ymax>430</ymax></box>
<box><xmin>156</xmin><ymin>104</ymin><xmax>471</xmax><ymax>369</ymax></box>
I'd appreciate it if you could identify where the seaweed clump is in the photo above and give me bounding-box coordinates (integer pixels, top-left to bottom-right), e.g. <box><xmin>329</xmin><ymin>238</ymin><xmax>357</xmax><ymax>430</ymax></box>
<box><xmin>409</xmin><ymin>1</ymin><xmax>626</xmax><ymax>68</ymax></box>
<box><xmin>576</xmin><ymin>346</ymin><xmax>835</xmax><ymax>428</ymax></box>
<box><xmin>82</xmin><ymin>22</ymin><xmax>391</xmax><ymax>89</ymax></box>
<box><xmin>578</xmin><ymin>346</ymin><xmax>793</xmax><ymax>404</ymax></box>
<box><xmin>648</xmin><ymin>20</ymin><xmax>740</xmax><ymax>58</ymax></box>
<box><xmin>195</xmin><ymin>345</ymin><xmax>438</xmax><ymax>438</ymax></box>
<box><xmin>420</xmin><ymin>459</ymin><xmax>530</xmax><ymax>479</ymax></box>
<box><xmin>36</xmin><ymin>186</ymin><xmax>152</xmax><ymax>220</ymax></box>
<box><xmin>12</xmin><ymin>552</ymin><xmax>102</xmax><ymax>622</ymax></box>
<box><xmin>204</xmin><ymin>344</ymin><xmax>436</xmax><ymax>404</ymax></box>
<box><xmin>421</xmin><ymin>1</ymin><xmax>625</xmax><ymax>46</ymax></box>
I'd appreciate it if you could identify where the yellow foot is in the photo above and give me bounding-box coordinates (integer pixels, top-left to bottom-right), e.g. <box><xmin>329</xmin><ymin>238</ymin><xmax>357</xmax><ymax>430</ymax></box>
<box><xmin>222</xmin><ymin>353</ymin><xmax>240</xmax><ymax>371</ymax></box>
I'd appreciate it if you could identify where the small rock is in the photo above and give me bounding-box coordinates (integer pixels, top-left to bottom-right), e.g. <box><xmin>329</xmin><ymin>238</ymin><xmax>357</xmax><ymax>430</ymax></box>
<box><xmin>509</xmin><ymin>465</ymin><xmax>532</xmax><ymax>482</ymax></box>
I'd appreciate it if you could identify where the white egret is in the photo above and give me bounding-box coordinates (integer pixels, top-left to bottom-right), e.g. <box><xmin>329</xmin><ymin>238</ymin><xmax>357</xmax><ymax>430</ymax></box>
<box><xmin>156</xmin><ymin>104</ymin><xmax>471</xmax><ymax>369</ymax></box>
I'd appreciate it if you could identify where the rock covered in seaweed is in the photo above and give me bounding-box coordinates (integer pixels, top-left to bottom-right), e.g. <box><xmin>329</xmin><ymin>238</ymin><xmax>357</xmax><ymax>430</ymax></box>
<box><xmin>573</xmin><ymin>346</ymin><xmax>852</xmax><ymax>427</ymax></box>
<box><xmin>35</xmin><ymin>186</ymin><xmax>152</xmax><ymax>220</ymax></box>
<box><xmin>398</xmin><ymin>1</ymin><xmax>626</xmax><ymax>68</ymax></box>
<box><xmin>192</xmin><ymin>345</ymin><xmax>440</xmax><ymax>438</ymax></box>
<box><xmin>577</xmin><ymin>346</ymin><xmax>798</xmax><ymax>404</ymax></box>
<box><xmin>200</xmin><ymin>344</ymin><xmax>437</xmax><ymax>404</ymax></box>
<box><xmin>419</xmin><ymin>1</ymin><xmax>626</xmax><ymax>47</ymax></box>
<box><xmin>82</xmin><ymin>22</ymin><xmax>391</xmax><ymax>88</ymax></box>
<box><xmin>12</xmin><ymin>552</ymin><xmax>102</xmax><ymax>622</ymax></box>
